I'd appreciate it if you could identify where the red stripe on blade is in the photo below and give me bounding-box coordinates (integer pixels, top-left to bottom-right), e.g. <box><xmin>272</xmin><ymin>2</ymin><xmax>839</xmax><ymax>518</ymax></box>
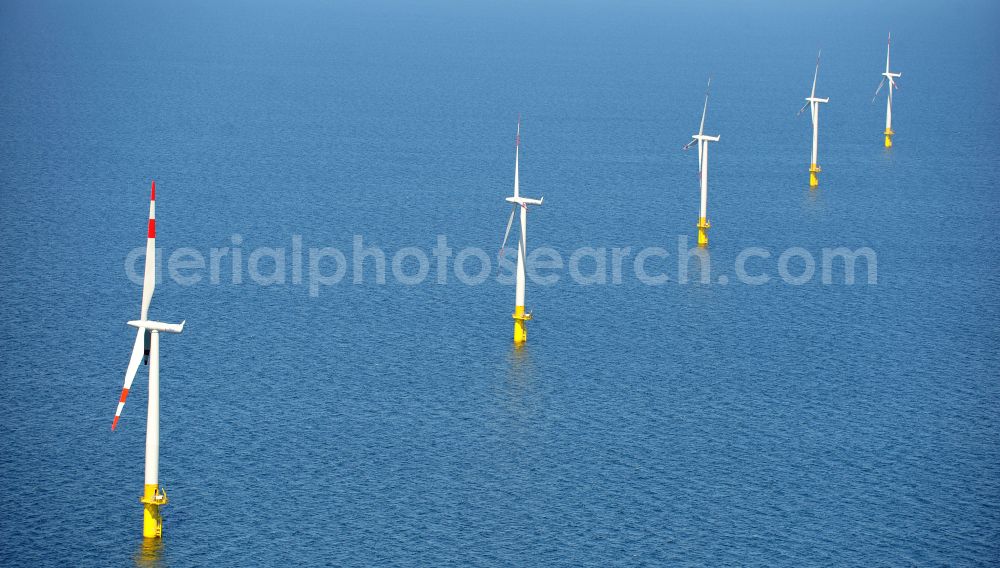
<box><xmin>119</xmin><ymin>388</ymin><xmax>129</xmax><ymax>403</ymax></box>
<box><xmin>147</xmin><ymin>219</ymin><xmax>155</xmax><ymax>238</ymax></box>
<box><xmin>150</xmin><ymin>180</ymin><xmax>155</xmax><ymax>201</ymax></box>
<box><xmin>112</xmin><ymin>416</ymin><xmax>119</xmax><ymax>430</ymax></box>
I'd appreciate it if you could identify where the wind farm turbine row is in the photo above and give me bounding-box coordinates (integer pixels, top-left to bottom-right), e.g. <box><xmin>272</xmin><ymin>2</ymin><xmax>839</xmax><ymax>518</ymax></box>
<box><xmin>680</xmin><ymin>33</ymin><xmax>901</xmax><ymax>248</ymax></box>
<box><xmin>111</xmin><ymin>34</ymin><xmax>902</xmax><ymax>540</ymax></box>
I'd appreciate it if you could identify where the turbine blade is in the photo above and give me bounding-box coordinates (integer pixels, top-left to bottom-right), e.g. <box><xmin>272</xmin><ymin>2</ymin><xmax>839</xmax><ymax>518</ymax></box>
<box><xmin>518</xmin><ymin>208</ymin><xmax>527</xmax><ymax>261</ymax></box>
<box><xmin>797</xmin><ymin>101</ymin><xmax>810</xmax><ymax>117</ymax></box>
<box><xmin>112</xmin><ymin>328</ymin><xmax>146</xmax><ymax>430</ymax></box>
<box><xmin>886</xmin><ymin>32</ymin><xmax>891</xmax><ymax>73</ymax></box>
<box><xmin>513</xmin><ymin>120</ymin><xmax>520</xmax><ymax>199</ymax></box>
<box><xmin>811</xmin><ymin>50</ymin><xmax>820</xmax><ymax>98</ymax></box>
<box><xmin>498</xmin><ymin>204</ymin><xmax>517</xmax><ymax>260</ymax></box>
<box><xmin>699</xmin><ymin>98</ymin><xmax>708</xmax><ymax>136</ymax></box>
<box><xmin>872</xmin><ymin>77</ymin><xmax>886</xmax><ymax>102</ymax></box>
<box><xmin>140</xmin><ymin>181</ymin><xmax>156</xmax><ymax>320</ymax></box>
<box><xmin>699</xmin><ymin>77</ymin><xmax>711</xmax><ymax>136</ymax></box>
<box><xmin>682</xmin><ymin>139</ymin><xmax>695</xmax><ymax>151</ymax></box>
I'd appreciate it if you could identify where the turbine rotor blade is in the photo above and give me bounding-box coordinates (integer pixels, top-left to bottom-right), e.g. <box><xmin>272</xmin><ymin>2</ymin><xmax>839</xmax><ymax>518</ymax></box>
<box><xmin>872</xmin><ymin>77</ymin><xmax>886</xmax><ymax>102</ymax></box>
<box><xmin>518</xmin><ymin>212</ymin><xmax>527</xmax><ymax>261</ymax></box>
<box><xmin>498</xmin><ymin>204</ymin><xmax>517</xmax><ymax>260</ymax></box>
<box><xmin>699</xmin><ymin>76</ymin><xmax>711</xmax><ymax>136</ymax></box>
<box><xmin>811</xmin><ymin>50</ymin><xmax>820</xmax><ymax>98</ymax></box>
<box><xmin>140</xmin><ymin>181</ymin><xmax>156</xmax><ymax>320</ymax></box>
<box><xmin>699</xmin><ymin>97</ymin><xmax>708</xmax><ymax>136</ymax></box>
<box><xmin>112</xmin><ymin>328</ymin><xmax>146</xmax><ymax>430</ymax></box>
<box><xmin>797</xmin><ymin>101</ymin><xmax>810</xmax><ymax>117</ymax></box>
<box><xmin>886</xmin><ymin>32</ymin><xmax>891</xmax><ymax>73</ymax></box>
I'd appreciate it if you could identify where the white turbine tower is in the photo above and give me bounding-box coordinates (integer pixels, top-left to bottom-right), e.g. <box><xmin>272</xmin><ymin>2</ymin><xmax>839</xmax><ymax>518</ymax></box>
<box><xmin>873</xmin><ymin>33</ymin><xmax>902</xmax><ymax>147</ymax></box>
<box><xmin>799</xmin><ymin>51</ymin><xmax>829</xmax><ymax>188</ymax></box>
<box><xmin>683</xmin><ymin>77</ymin><xmax>719</xmax><ymax>247</ymax></box>
<box><xmin>111</xmin><ymin>180</ymin><xmax>185</xmax><ymax>539</ymax></box>
<box><xmin>499</xmin><ymin>117</ymin><xmax>542</xmax><ymax>344</ymax></box>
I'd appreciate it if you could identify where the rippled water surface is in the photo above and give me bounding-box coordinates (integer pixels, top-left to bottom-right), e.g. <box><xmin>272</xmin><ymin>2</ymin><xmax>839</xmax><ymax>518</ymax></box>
<box><xmin>1</xmin><ymin>0</ymin><xmax>999</xmax><ymax>565</ymax></box>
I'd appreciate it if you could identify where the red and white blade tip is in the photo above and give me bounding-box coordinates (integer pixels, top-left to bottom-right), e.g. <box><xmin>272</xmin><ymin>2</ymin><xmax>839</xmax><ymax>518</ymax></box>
<box><xmin>111</xmin><ymin>388</ymin><xmax>130</xmax><ymax>430</ymax></box>
<box><xmin>147</xmin><ymin>181</ymin><xmax>156</xmax><ymax>238</ymax></box>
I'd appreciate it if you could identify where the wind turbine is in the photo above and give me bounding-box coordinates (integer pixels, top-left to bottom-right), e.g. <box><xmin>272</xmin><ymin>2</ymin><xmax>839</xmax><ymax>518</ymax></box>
<box><xmin>499</xmin><ymin>117</ymin><xmax>542</xmax><ymax>344</ymax></box>
<box><xmin>111</xmin><ymin>180</ymin><xmax>185</xmax><ymax>539</ymax></box>
<box><xmin>873</xmin><ymin>33</ymin><xmax>901</xmax><ymax>147</ymax></box>
<box><xmin>683</xmin><ymin>77</ymin><xmax>719</xmax><ymax>247</ymax></box>
<box><xmin>798</xmin><ymin>50</ymin><xmax>829</xmax><ymax>188</ymax></box>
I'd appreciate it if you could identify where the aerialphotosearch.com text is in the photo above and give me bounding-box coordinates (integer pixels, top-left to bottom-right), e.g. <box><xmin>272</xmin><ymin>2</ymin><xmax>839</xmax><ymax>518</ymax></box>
<box><xmin>125</xmin><ymin>234</ymin><xmax>878</xmax><ymax>297</ymax></box>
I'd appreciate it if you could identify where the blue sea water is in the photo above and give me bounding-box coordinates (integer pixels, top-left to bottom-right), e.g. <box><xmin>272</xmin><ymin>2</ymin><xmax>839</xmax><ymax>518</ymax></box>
<box><xmin>1</xmin><ymin>0</ymin><xmax>999</xmax><ymax>565</ymax></box>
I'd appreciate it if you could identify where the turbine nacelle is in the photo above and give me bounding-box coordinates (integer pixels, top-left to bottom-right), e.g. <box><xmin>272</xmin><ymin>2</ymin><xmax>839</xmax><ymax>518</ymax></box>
<box><xmin>505</xmin><ymin>196</ymin><xmax>543</xmax><ymax>206</ymax></box>
<box><xmin>128</xmin><ymin>320</ymin><xmax>186</xmax><ymax>334</ymax></box>
<box><xmin>806</xmin><ymin>97</ymin><xmax>829</xmax><ymax>104</ymax></box>
<box><xmin>882</xmin><ymin>71</ymin><xmax>901</xmax><ymax>90</ymax></box>
<box><xmin>691</xmin><ymin>134</ymin><xmax>720</xmax><ymax>142</ymax></box>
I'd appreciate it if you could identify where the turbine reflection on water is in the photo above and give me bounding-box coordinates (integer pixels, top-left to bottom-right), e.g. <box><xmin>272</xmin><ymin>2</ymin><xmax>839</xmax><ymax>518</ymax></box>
<box><xmin>134</xmin><ymin>537</ymin><xmax>163</xmax><ymax>568</ymax></box>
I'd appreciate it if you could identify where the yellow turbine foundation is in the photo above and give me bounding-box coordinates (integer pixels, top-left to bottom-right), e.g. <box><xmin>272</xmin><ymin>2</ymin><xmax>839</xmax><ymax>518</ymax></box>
<box><xmin>513</xmin><ymin>305</ymin><xmax>531</xmax><ymax>344</ymax></box>
<box><xmin>141</xmin><ymin>483</ymin><xmax>168</xmax><ymax>538</ymax></box>
<box><xmin>884</xmin><ymin>128</ymin><xmax>894</xmax><ymax>148</ymax></box>
<box><xmin>697</xmin><ymin>217</ymin><xmax>710</xmax><ymax>248</ymax></box>
<box><xmin>809</xmin><ymin>163</ymin><xmax>821</xmax><ymax>188</ymax></box>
